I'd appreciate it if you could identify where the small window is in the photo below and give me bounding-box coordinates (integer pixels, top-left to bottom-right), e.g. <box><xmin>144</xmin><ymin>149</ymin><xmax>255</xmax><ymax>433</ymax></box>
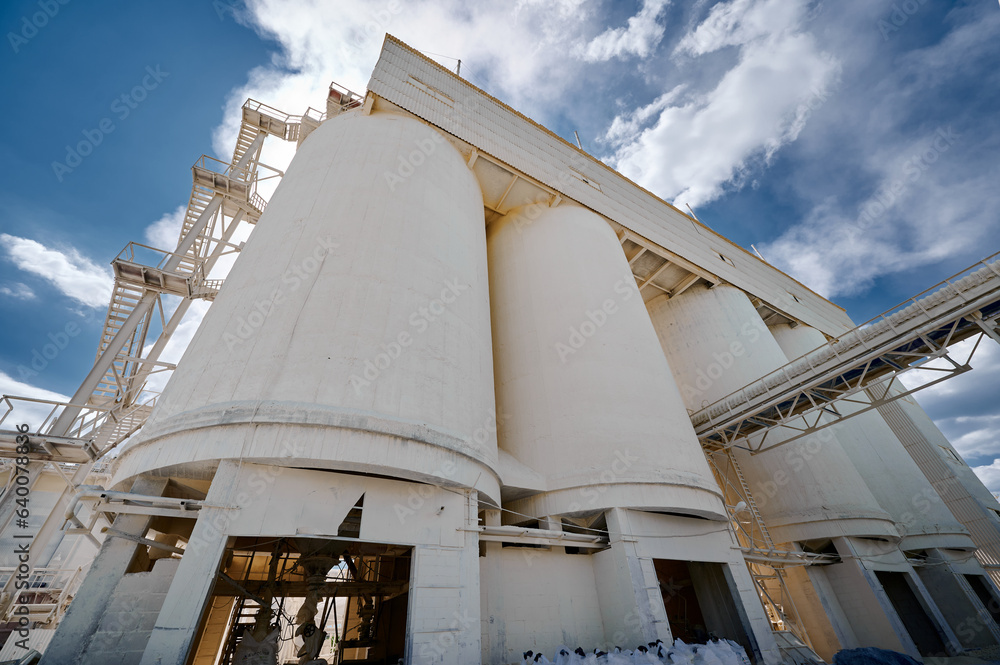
<box><xmin>406</xmin><ymin>76</ymin><xmax>454</xmax><ymax>106</ymax></box>
<box><xmin>715</xmin><ymin>252</ymin><xmax>735</xmax><ymax>267</ymax></box>
<box><xmin>939</xmin><ymin>446</ymin><xmax>963</xmax><ymax>464</ymax></box>
<box><xmin>570</xmin><ymin>169</ymin><xmax>601</xmax><ymax>192</ymax></box>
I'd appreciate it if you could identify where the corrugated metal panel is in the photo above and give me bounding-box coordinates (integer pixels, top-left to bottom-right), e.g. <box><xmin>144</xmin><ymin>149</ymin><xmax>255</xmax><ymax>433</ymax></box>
<box><xmin>878</xmin><ymin>400</ymin><xmax>1000</xmax><ymax>577</ymax></box>
<box><xmin>368</xmin><ymin>35</ymin><xmax>856</xmax><ymax>335</ymax></box>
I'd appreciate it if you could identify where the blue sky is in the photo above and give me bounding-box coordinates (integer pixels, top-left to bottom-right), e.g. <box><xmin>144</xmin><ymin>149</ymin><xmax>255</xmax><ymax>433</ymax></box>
<box><xmin>1</xmin><ymin>1</ymin><xmax>999</xmax><ymax>486</ymax></box>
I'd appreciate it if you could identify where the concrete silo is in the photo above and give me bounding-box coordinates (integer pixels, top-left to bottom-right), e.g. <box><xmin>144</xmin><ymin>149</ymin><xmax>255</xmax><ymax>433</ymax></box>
<box><xmin>22</xmin><ymin>35</ymin><xmax>1000</xmax><ymax>665</ymax></box>
<box><xmin>768</xmin><ymin>322</ymin><xmax>1000</xmax><ymax>655</ymax></box>
<box><xmin>44</xmin><ymin>110</ymin><xmax>497</xmax><ymax>665</ymax></box>
<box><xmin>484</xmin><ymin>202</ymin><xmax>772</xmax><ymax>660</ymax></box>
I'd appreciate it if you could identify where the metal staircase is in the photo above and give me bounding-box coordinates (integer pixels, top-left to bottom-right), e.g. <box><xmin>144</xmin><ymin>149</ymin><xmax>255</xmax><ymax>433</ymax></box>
<box><xmin>706</xmin><ymin>448</ymin><xmax>821</xmax><ymax>658</ymax></box>
<box><xmin>0</xmin><ymin>85</ymin><xmax>370</xmax><ymax>626</ymax></box>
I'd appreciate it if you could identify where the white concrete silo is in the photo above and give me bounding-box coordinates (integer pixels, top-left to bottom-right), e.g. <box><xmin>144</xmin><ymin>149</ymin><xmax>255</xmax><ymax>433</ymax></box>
<box><xmin>48</xmin><ymin>110</ymin><xmax>497</xmax><ymax>665</ymax></box>
<box><xmin>484</xmin><ymin>203</ymin><xmax>777</xmax><ymax>660</ymax></box>
<box><xmin>486</xmin><ymin>203</ymin><xmax>725</xmax><ymax>521</ymax></box>
<box><xmin>645</xmin><ymin>283</ymin><xmax>898</xmax><ymax>545</ymax></box>
<box><xmin>113</xmin><ymin>110</ymin><xmax>499</xmax><ymax>500</ymax></box>
<box><xmin>767</xmin><ymin>323</ymin><xmax>972</xmax><ymax>550</ymax></box>
<box><xmin>769</xmin><ymin>322</ymin><xmax>1000</xmax><ymax>651</ymax></box>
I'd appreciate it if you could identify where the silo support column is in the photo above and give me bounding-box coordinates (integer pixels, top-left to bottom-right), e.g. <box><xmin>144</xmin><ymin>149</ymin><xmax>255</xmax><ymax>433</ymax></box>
<box><xmin>593</xmin><ymin>508</ymin><xmax>671</xmax><ymax>647</ymax></box>
<box><xmin>828</xmin><ymin>537</ymin><xmax>925</xmax><ymax>658</ymax></box>
<box><xmin>41</xmin><ymin>475</ymin><xmax>169</xmax><ymax>665</ymax></box>
<box><xmin>407</xmin><ymin>490</ymin><xmax>482</xmax><ymax>665</ymax></box>
<box><xmin>140</xmin><ymin>461</ymin><xmax>240</xmax><ymax>665</ymax></box>
<box><xmin>916</xmin><ymin>552</ymin><xmax>1000</xmax><ymax>648</ymax></box>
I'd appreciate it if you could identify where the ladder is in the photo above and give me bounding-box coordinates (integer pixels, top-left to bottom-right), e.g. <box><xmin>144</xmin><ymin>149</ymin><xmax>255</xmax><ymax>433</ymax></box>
<box><xmin>724</xmin><ymin>447</ymin><xmax>774</xmax><ymax>551</ymax></box>
<box><xmin>220</xmin><ymin>595</ymin><xmax>263</xmax><ymax>665</ymax></box>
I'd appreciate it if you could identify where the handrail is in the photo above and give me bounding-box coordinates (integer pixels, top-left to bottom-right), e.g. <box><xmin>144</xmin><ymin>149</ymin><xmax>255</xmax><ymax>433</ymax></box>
<box><xmin>192</xmin><ymin>154</ymin><xmax>256</xmax><ymax>183</ymax></box>
<box><xmin>692</xmin><ymin>252</ymin><xmax>1000</xmax><ymax>431</ymax></box>
<box><xmin>0</xmin><ymin>393</ymin><xmax>159</xmax><ymax>448</ymax></box>
<box><xmin>243</xmin><ymin>98</ymin><xmax>296</xmax><ymax>124</ymax></box>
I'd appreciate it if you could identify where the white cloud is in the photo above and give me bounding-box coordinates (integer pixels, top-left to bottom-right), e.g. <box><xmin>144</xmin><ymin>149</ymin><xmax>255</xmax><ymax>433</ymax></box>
<box><xmin>211</xmin><ymin>0</ymin><xmax>599</xmax><ymax>168</ymax></box>
<box><xmin>674</xmin><ymin>0</ymin><xmax>805</xmax><ymax>56</ymax></box>
<box><xmin>575</xmin><ymin>0</ymin><xmax>670</xmax><ymax>62</ymax></box>
<box><xmin>0</xmin><ymin>370</ymin><xmax>71</xmax><ymax>431</ymax></box>
<box><xmin>145</xmin><ymin>205</ymin><xmax>187</xmax><ymax>251</ymax></box>
<box><xmin>761</xmin><ymin>129</ymin><xmax>990</xmax><ymax>298</ymax></box>
<box><xmin>139</xmin><ymin>300</ymin><xmax>212</xmax><ymax>397</ymax></box>
<box><xmin>0</xmin><ymin>282</ymin><xmax>35</xmax><ymax>300</ymax></box>
<box><xmin>608</xmin><ymin>16</ymin><xmax>839</xmax><ymax>207</ymax></box>
<box><xmin>972</xmin><ymin>460</ymin><xmax>1000</xmax><ymax>495</ymax></box>
<box><xmin>0</xmin><ymin>234</ymin><xmax>113</xmax><ymax>308</ymax></box>
<box><xmin>755</xmin><ymin>4</ymin><xmax>1000</xmax><ymax>299</ymax></box>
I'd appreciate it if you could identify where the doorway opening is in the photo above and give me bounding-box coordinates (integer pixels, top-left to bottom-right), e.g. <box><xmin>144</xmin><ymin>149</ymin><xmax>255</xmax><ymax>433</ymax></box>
<box><xmin>653</xmin><ymin>559</ymin><xmax>754</xmax><ymax>656</ymax></box>
<box><xmin>874</xmin><ymin>570</ymin><xmax>945</xmax><ymax>657</ymax></box>
<box><xmin>187</xmin><ymin>535</ymin><xmax>411</xmax><ymax>665</ymax></box>
<box><xmin>965</xmin><ymin>574</ymin><xmax>1000</xmax><ymax>627</ymax></box>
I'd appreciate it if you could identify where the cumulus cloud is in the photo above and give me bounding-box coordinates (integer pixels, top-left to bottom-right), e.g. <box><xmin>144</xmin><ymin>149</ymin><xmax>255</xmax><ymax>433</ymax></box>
<box><xmin>761</xmin><ymin>127</ymin><xmax>990</xmax><ymax>298</ymax></box>
<box><xmin>145</xmin><ymin>205</ymin><xmax>187</xmax><ymax>251</ymax></box>
<box><xmin>575</xmin><ymin>0</ymin><xmax>671</xmax><ymax>62</ymax></box>
<box><xmin>0</xmin><ymin>234</ymin><xmax>113</xmax><ymax>308</ymax></box>
<box><xmin>607</xmin><ymin>13</ymin><xmax>839</xmax><ymax>207</ymax></box>
<box><xmin>212</xmin><ymin>0</ymin><xmax>595</xmax><ymax>167</ymax></box>
<box><xmin>0</xmin><ymin>282</ymin><xmax>35</xmax><ymax>300</ymax></box>
<box><xmin>0</xmin><ymin>369</ymin><xmax>71</xmax><ymax>429</ymax></box>
<box><xmin>758</xmin><ymin>4</ymin><xmax>1000</xmax><ymax>298</ymax></box>
<box><xmin>972</xmin><ymin>460</ymin><xmax>1000</xmax><ymax>495</ymax></box>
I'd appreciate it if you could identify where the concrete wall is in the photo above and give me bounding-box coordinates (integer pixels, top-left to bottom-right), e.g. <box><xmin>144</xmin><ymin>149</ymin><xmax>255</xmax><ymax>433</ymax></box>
<box><xmin>480</xmin><ymin>547</ymin><xmax>605</xmax><ymax>662</ymax></box>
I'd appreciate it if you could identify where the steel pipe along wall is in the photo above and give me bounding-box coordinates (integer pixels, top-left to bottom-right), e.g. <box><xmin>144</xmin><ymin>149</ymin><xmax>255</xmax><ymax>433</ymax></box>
<box><xmin>112</xmin><ymin>111</ymin><xmax>501</xmax><ymax>503</ymax></box>
<box><xmin>768</xmin><ymin>323</ymin><xmax>974</xmax><ymax>551</ymax></box>
<box><xmin>487</xmin><ymin>202</ymin><xmax>726</xmax><ymax>520</ymax></box>
<box><xmin>646</xmin><ymin>283</ymin><xmax>898</xmax><ymax>544</ymax></box>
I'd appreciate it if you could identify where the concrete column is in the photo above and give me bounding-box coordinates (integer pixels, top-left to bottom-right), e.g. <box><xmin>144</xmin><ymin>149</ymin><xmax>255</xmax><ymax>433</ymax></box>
<box><xmin>41</xmin><ymin>474</ymin><xmax>168</xmax><ymax>665</ymax></box>
<box><xmin>781</xmin><ymin>562</ymin><xmax>848</xmax><ymax>660</ymax></box>
<box><xmin>479</xmin><ymin>509</ymin><xmax>506</xmax><ymax>665</ymax></box>
<box><xmin>830</xmin><ymin>537</ymin><xmax>921</xmax><ymax>658</ymax></box>
<box><xmin>407</xmin><ymin>490</ymin><xmax>482</xmax><ymax>665</ymax></box>
<box><xmin>139</xmin><ymin>461</ymin><xmax>239</xmax><ymax>665</ymax></box>
<box><xmin>592</xmin><ymin>509</ymin><xmax>671</xmax><ymax>648</ymax></box>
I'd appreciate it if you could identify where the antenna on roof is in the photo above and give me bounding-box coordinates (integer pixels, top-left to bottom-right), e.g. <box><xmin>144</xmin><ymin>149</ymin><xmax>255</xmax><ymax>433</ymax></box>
<box><xmin>685</xmin><ymin>203</ymin><xmax>699</xmax><ymax>221</ymax></box>
<box><xmin>456</xmin><ymin>59</ymin><xmax>461</xmax><ymax>76</ymax></box>
<box><xmin>574</xmin><ymin>131</ymin><xmax>583</xmax><ymax>150</ymax></box>
<box><xmin>751</xmin><ymin>244</ymin><xmax>767</xmax><ymax>262</ymax></box>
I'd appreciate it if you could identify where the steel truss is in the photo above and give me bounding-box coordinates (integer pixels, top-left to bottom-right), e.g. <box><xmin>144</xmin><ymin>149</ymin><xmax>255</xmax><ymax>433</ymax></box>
<box><xmin>0</xmin><ymin>83</ymin><xmax>366</xmax><ymax>624</ymax></box>
<box><xmin>694</xmin><ymin>253</ymin><xmax>1000</xmax><ymax>454</ymax></box>
<box><xmin>705</xmin><ymin>448</ymin><xmax>830</xmax><ymax>655</ymax></box>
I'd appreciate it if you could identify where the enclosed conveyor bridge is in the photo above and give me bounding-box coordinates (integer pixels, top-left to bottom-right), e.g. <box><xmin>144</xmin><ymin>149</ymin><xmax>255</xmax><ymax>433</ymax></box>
<box><xmin>693</xmin><ymin>252</ymin><xmax>1000</xmax><ymax>453</ymax></box>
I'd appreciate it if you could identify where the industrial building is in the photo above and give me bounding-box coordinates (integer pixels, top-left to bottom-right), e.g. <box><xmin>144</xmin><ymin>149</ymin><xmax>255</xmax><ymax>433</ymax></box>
<box><xmin>2</xmin><ymin>35</ymin><xmax>1000</xmax><ymax>665</ymax></box>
